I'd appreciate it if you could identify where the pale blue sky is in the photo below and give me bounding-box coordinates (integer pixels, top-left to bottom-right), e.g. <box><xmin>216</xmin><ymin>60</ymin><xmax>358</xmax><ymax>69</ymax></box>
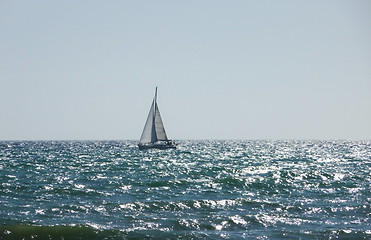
<box><xmin>1</xmin><ymin>1</ymin><xmax>370</xmax><ymax>140</ymax></box>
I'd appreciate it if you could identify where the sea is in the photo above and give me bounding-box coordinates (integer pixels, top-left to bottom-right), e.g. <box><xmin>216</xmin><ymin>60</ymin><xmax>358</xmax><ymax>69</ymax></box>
<box><xmin>0</xmin><ymin>140</ymin><xmax>370</xmax><ymax>240</ymax></box>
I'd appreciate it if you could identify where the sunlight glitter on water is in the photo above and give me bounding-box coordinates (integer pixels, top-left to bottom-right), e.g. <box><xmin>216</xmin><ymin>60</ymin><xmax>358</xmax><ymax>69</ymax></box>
<box><xmin>0</xmin><ymin>140</ymin><xmax>370</xmax><ymax>239</ymax></box>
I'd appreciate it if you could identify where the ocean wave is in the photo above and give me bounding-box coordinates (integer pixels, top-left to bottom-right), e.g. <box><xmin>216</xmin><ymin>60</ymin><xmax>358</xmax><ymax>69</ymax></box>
<box><xmin>1</xmin><ymin>223</ymin><xmax>370</xmax><ymax>240</ymax></box>
<box><xmin>0</xmin><ymin>224</ymin><xmax>121</xmax><ymax>240</ymax></box>
<box><xmin>0</xmin><ymin>140</ymin><xmax>370</xmax><ymax>239</ymax></box>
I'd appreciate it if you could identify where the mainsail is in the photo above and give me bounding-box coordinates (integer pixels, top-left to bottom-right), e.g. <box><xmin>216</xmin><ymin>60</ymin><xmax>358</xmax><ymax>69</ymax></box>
<box><xmin>139</xmin><ymin>88</ymin><xmax>168</xmax><ymax>144</ymax></box>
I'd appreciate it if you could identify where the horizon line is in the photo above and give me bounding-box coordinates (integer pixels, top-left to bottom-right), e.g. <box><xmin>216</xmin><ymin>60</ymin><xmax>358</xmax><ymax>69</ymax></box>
<box><xmin>0</xmin><ymin>138</ymin><xmax>370</xmax><ymax>142</ymax></box>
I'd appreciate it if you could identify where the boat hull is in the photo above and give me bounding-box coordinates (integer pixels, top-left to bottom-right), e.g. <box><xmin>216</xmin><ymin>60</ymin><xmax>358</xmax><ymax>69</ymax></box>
<box><xmin>138</xmin><ymin>143</ymin><xmax>176</xmax><ymax>150</ymax></box>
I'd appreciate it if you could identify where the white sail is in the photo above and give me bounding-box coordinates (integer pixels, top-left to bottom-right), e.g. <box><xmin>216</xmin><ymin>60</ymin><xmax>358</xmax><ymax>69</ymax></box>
<box><xmin>139</xmin><ymin>89</ymin><xmax>168</xmax><ymax>144</ymax></box>
<box><xmin>138</xmin><ymin>87</ymin><xmax>175</xmax><ymax>149</ymax></box>
<box><xmin>139</xmin><ymin>100</ymin><xmax>155</xmax><ymax>144</ymax></box>
<box><xmin>154</xmin><ymin>103</ymin><xmax>168</xmax><ymax>141</ymax></box>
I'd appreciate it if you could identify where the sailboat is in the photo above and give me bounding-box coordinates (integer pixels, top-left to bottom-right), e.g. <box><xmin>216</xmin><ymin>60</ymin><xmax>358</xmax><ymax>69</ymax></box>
<box><xmin>138</xmin><ymin>87</ymin><xmax>176</xmax><ymax>150</ymax></box>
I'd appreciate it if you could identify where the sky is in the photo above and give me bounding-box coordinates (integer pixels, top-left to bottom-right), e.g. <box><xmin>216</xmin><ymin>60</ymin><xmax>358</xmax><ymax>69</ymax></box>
<box><xmin>1</xmin><ymin>1</ymin><xmax>370</xmax><ymax>140</ymax></box>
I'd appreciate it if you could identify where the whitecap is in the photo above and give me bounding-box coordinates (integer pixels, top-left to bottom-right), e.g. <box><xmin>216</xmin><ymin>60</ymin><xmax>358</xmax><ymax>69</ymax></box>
<box><xmin>74</xmin><ymin>184</ymin><xmax>85</xmax><ymax>189</ymax></box>
<box><xmin>35</xmin><ymin>209</ymin><xmax>45</xmax><ymax>215</ymax></box>
<box><xmin>230</xmin><ymin>215</ymin><xmax>247</xmax><ymax>226</ymax></box>
<box><xmin>334</xmin><ymin>173</ymin><xmax>345</xmax><ymax>181</ymax></box>
<box><xmin>213</xmin><ymin>221</ymin><xmax>228</xmax><ymax>231</ymax></box>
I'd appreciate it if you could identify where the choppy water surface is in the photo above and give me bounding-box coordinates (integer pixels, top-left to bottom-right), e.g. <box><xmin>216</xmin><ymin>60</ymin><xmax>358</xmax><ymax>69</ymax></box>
<box><xmin>0</xmin><ymin>140</ymin><xmax>370</xmax><ymax>239</ymax></box>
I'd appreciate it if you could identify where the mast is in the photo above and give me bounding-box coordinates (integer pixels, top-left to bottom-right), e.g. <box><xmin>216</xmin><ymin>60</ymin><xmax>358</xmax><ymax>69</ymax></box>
<box><xmin>154</xmin><ymin>87</ymin><xmax>158</xmax><ymax>108</ymax></box>
<box><xmin>153</xmin><ymin>87</ymin><xmax>157</xmax><ymax>120</ymax></box>
<box><xmin>150</xmin><ymin>87</ymin><xmax>157</xmax><ymax>143</ymax></box>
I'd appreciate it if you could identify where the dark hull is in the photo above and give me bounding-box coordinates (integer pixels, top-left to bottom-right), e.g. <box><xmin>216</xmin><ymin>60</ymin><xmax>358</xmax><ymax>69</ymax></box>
<box><xmin>138</xmin><ymin>143</ymin><xmax>176</xmax><ymax>150</ymax></box>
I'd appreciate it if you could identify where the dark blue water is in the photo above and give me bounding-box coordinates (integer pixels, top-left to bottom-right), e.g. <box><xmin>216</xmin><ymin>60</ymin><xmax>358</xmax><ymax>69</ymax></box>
<box><xmin>0</xmin><ymin>140</ymin><xmax>370</xmax><ymax>239</ymax></box>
